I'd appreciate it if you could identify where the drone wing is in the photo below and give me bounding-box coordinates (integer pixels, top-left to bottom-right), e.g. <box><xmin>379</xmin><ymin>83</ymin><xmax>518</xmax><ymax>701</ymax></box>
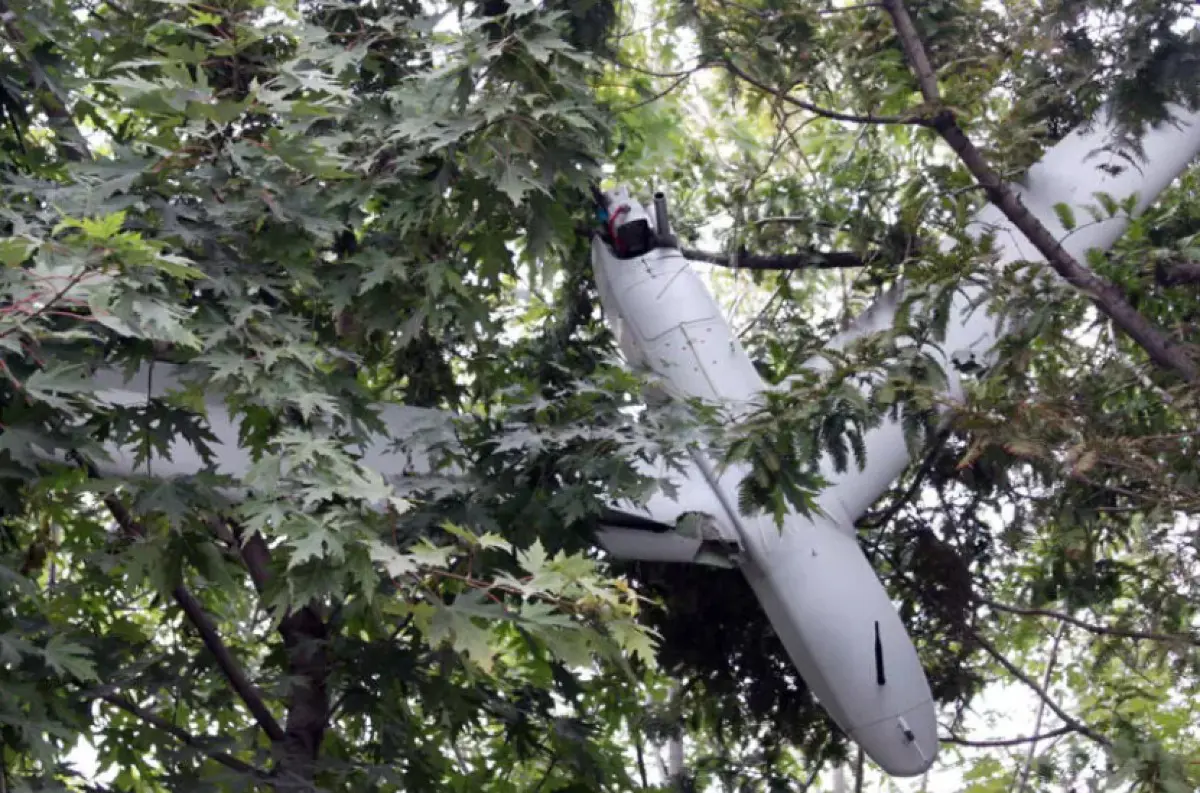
<box><xmin>72</xmin><ymin>363</ymin><xmax>741</xmax><ymax>566</ymax></box>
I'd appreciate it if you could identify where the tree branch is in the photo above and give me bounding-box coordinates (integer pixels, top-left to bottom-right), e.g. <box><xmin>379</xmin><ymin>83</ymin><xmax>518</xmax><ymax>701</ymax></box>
<box><xmin>942</xmin><ymin>725</ymin><xmax>1076</xmax><ymax>748</ymax></box>
<box><xmin>680</xmin><ymin>246</ymin><xmax>866</xmax><ymax>270</ymax></box>
<box><xmin>615</xmin><ymin>71</ymin><xmax>696</xmax><ymax>113</ymax></box>
<box><xmin>1015</xmin><ymin>623</ymin><xmax>1067</xmax><ymax>793</ymax></box>
<box><xmin>969</xmin><ymin>629</ymin><xmax>1111</xmax><ymax>748</ymax></box>
<box><xmin>101</xmin><ymin>695</ymin><xmax>265</xmax><ymax>778</ymax></box>
<box><xmin>274</xmin><ymin>606</ymin><xmax>331</xmax><ymax>785</ymax></box>
<box><xmin>226</xmin><ymin>521</ymin><xmax>273</xmax><ymax>595</ymax></box>
<box><xmin>796</xmin><ymin>759</ymin><xmax>823</xmax><ymax>792</ymax></box>
<box><xmin>633</xmin><ymin>723</ymin><xmax>649</xmax><ymax>789</ymax></box>
<box><xmin>722</xmin><ymin>58</ymin><xmax>931</xmax><ymax>127</ymax></box>
<box><xmin>1155</xmin><ymin>260</ymin><xmax>1200</xmax><ymax>287</ymax></box>
<box><xmin>224</xmin><ymin>522</ymin><xmax>330</xmax><ymax>785</ymax></box>
<box><xmin>880</xmin><ymin>0</ymin><xmax>940</xmax><ymax>105</ymax></box>
<box><xmin>0</xmin><ymin>0</ymin><xmax>90</xmax><ymax>161</ymax></box>
<box><xmin>576</xmin><ymin>221</ymin><xmax>871</xmax><ymax>271</ymax></box>
<box><xmin>980</xmin><ymin>597</ymin><xmax>1200</xmax><ymax>647</ymax></box>
<box><xmin>99</xmin><ymin>495</ymin><xmax>286</xmax><ymax>744</ymax></box>
<box><xmin>818</xmin><ymin>2</ymin><xmax>883</xmax><ymax>13</ymax></box>
<box><xmin>882</xmin><ymin>0</ymin><xmax>1199</xmax><ymax>383</ymax></box>
<box><xmin>533</xmin><ymin>756</ymin><xmax>560</xmax><ymax>793</ymax></box>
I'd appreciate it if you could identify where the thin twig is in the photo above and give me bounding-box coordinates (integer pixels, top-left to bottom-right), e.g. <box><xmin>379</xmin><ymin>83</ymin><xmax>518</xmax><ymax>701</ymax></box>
<box><xmin>970</xmin><ymin>629</ymin><xmax>1111</xmax><ymax>748</ymax></box>
<box><xmin>860</xmin><ymin>427</ymin><xmax>952</xmax><ymax>562</ymax></box>
<box><xmin>1013</xmin><ymin>622</ymin><xmax>1067</xmax><ymax>793</ymax></box>
<box><xmin>101</xmin><ymin>695</ymin><xmax>265</xmax><ymax>777</ymax></box>
<box><xmin>616</xmin><ymin>72</ymin><xmax>693</xmax><ymax>113</ymax></box>
<box><xmin>980</xmin><ymin>597</ymin><xmax>1200</xmax><ymax>647</ymax></box>
<box><xmin>723</xmin><ymin>58</ymin><xmax>931</xmax><ymax>127</ymax></box>
<box><xmin>607</xmin><ymin>56</ymin><xmax>716</xmax><ymax>79</ymax></box>
<box><xmin>533</xmin><ymin>756</ymin><xmax>559</xmax><ymax>793</ymax></box>
<box><xmin>0</xmin><ymin>270</ymin><xmax>93</xmax><ymax>340</ymax></box>
<box><xmin>633</xmin><ymin>724</ymin><xmax>650</xmax><ymax>789</ymax></box>
<box><xmin>942</xmin><ymin>725</ymin><xmax>1076</xmax><ymax>748</ymax></box>
<box><xmin>818</xmin><ymin>2</ymin><xmax>883</xmax><ymax>12</ymax></box>
<box><xmin>796</xmin><ymin>759</ymin><xmax>824</xmax><ymax>792</ymax></box>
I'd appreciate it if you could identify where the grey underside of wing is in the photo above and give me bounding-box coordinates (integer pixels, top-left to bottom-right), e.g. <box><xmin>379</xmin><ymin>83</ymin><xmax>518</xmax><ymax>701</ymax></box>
<box><xmin>597</xmin><ymin>456</ymin><xmax>743</xmax><ymax>568</ymax></box>
<box><xmin>85</xmin><ymin>364</ymin><xmax>742</xmax><ymax>566</ymax></box>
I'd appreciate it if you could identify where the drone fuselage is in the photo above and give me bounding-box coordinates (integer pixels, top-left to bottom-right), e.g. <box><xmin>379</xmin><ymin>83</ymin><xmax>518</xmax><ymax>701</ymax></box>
<box><xmin>591</xmin><ymin>237</ymin><xmax>940</xmax><ymax>775</ymax></box>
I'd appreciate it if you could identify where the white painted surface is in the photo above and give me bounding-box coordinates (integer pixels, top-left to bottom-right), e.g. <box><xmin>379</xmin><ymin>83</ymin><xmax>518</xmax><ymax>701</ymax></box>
<box><xmin>592</xmin><ymin>225</ymin><xmax>938</xmax><ymax>776</ymax></box>
<box><xmin>810</xmin><ymin>104</ymin><xmax>1200</xmax><ymax>527</ymax></box>
<box><xmin>586</xmin><ymin>103</ymin><xmax>1200</xmax><ymax>776</ymax></box>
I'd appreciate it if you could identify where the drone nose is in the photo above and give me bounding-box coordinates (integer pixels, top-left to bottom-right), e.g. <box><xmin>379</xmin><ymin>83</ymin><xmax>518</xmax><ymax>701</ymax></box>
<box><xmin>848</xmin><ymin>701</ymin><xmax>939</xmax><ymax>777</ymax></box>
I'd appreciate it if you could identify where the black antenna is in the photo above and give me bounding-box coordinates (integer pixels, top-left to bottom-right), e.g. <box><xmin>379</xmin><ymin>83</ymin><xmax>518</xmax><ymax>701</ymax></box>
<box><xmin>874</xmin><ymin>621</ymin><xmax>887</xmax><ymax>686</ymax></box>
<box><xmin>652</xmin><ymin>190</ymin><xmax>671</xmax><ymax>236</ymax></box>
<box><xmin>651</xmin><ymin>189</ymin><xmax>679</xmax><ymax>249</ymax></box>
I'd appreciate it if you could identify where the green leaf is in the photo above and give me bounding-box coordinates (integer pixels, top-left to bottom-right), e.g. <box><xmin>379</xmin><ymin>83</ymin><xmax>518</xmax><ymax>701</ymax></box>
<box><xmin>1052</xmin><ymin>202</ymin><xmax>1076</xmax><ymax>231</ymax></box>
<box><xmin>428</xmin><ymin>604</ymin><xmax>498</xmax><ymax>671</ymax></box>
<box><xmin>408</xmin><ymin>540</ymin><xmax>456</xmax><ymax>568</ymax></box>
<box><xmin>517</xmin><ymin>539</ymin><xmax>549</xmax><ymax>576</ymax></box>
<box><xmin>498</xmin><ymin>163</ymin><xmax>533</xmax><ymax>206</ymax></box>
<box><xmin>476</xmin><ymin>532</ymin><xmax>514</xmax><ymax>553</ymax></box>
<box><xmin>607</xmin><ymin>619</ymin><xmax>657</xmax><ymax>667</ymax></box>
<box><xmin>150</xmin><ymin>252</ymin><xmax>207</xmax><ymax>280</ymax></box>
<box><xmin>539</xmin><ymin>627</ymin><xmax>595</xmax><ymax>668</ymax></box>
<box><xmin>0</xmin><ymin>238</ymin><xmax>37</xmax><ymax>267</ymax></box>
<box><xmin>368</xmin><ymin>539</ymin><xmax>418</xmax><ymax>578</ymax></box>
<box><xmin>0</xmin><ymin>632</ymin><xmax>37</xmax><ymax>665</ymax></box>
<box><xmin>24</xmin><ymin>365</ymin><xmax>96</xmax><ymax>410</ymax></box>
<box><xmin>287</xmin><ymin>526</ymin><xmax>344</xmax><ymax>568</ymax></box>
<box><xmin>42</xmin><ymin>635</ymin><xmax>98</xmax><ymax>682</ymax></box>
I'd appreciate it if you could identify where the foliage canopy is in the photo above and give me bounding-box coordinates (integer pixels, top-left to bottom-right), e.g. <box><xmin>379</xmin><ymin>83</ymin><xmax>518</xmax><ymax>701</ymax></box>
<box><xmin>0</xmin><ymin>0</ymin><xmax>1198</xmax><ymax>792</ymax></box>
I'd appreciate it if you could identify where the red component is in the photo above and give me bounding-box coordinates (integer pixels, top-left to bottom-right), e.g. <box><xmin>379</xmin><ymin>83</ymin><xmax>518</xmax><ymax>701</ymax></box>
<box><xmin>607</xmin><ymin>204</ymin><xmax>630</xmax><ymax>254</ymax></box>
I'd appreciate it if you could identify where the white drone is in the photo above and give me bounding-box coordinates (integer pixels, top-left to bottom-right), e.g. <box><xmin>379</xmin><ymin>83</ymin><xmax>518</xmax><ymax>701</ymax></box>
<box><xmin>66</xmin><ymin>103</ymin><xmax>1200</xmax><ymax>776</ymax></box>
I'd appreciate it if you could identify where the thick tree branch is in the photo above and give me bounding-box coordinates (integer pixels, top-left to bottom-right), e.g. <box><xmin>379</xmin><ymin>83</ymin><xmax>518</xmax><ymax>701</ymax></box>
<box><xmin>101</xmin><ymin>695</ymin><xmax>264</xmax><ymax>778</ymax></box>
<box><xmin>881</xmin><ymin>0</ymin><xmax>940</xmax><ymax>105</ymax></box>
<box><xmin>576</xmin><ymin>223</ymin><xmax>870</xmax><ymax>271</ymax></box>
<box><xmin>882</xmin><ymin>0</ymin><xmax>1199</xmax><ymax>383</ymax></box>
<box><xmin>722</xmin><ymin>58</ymin><xmax>931</xmax><ymax>127</ymax></box>
<box><xmin>224</xmin><ymin>522</ymin><xmax>330</xmax><ymax>785</ymax></box>
<box><xmin>275</xmin><ymin>606</ymin><xmax>331</xmax><ymax>784</ymax></box>
<box><xmin>226</xmin><ymin>521</ymin><xmax>273</xmax><ymax>595</ymax></box>
<box><xmin>680</xmin><ymin>246</ymin><xmax>866</xmax><ymax>270</ymax></box>
<box><xmin>969</xmin><ymin>629</ymin><xmax>1111</xmax><ymax>748</ymax></box>
<box><xmin>78</xmin><ymin>444</ymin><xmax>329</xmax><ymax>783</ymax></box>
<box><xmin>980</xmin><ymin>597</ymin><xmax>1200</xmax><ymax>647</ymax></box>
<box><xmin>935</xmin><ymin>114</ymin><xmax>1198</xmax><ymax>381</ymax></box>
<box><xmin>1155</xmin><ymin>260</ymin><xmax>1200</xmax><ymax>287</ymax></box>
<box><xmin>99</xmin><ymin>494</ymin><xmax>286</xmax><ymax>744</ymax></box>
